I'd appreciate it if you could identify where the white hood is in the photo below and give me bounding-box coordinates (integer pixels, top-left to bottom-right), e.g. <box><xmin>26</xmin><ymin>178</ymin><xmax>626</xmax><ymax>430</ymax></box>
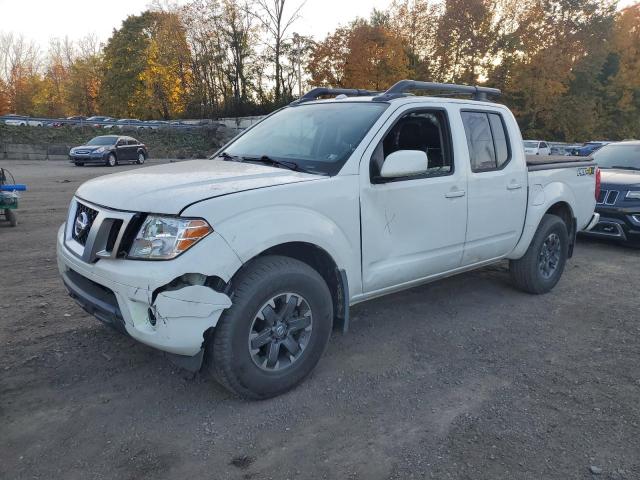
<box><xmin>75</xmin><ymin>159</ymin><xmax>322</xmax><ymax>214</ymax></box>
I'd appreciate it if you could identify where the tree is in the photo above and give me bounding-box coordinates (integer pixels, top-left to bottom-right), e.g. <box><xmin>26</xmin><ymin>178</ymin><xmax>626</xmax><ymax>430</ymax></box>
<box><xmin>308</xmin><ymin>17</ymin><xmax>409</xmax><ymax>91</ymax></box>
<box><xmin>0</xmin><ymin>33</ymin><xmax>41</xmax><ymax>115</ymax></box>
<box><xmin>602</xmin><ymin>3</ymin><xmax>640</xmax><ymax>139</ymax></box>
<box><xmin>251</xmin><ymin>0</ymin><xmax>305</xmax><ymax>102</ymax></box>
<box><xmin>99</xmin><ymin>11</ymin><xmax>192</xmax><ymax>119</ymax></box>
<box><xmin>389</xmin><ymin>0</ymin><xmax>441</xmax><ymax>79</ymax></box>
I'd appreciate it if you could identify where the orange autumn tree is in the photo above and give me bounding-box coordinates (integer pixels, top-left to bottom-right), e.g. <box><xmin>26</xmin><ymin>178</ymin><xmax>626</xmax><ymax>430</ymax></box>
<box><xmin>308</xmin><ymin>17</ymin><xmax>409</xmax><ymax>91</ymax></box>
<box><xmin>604</xmin><ymin>3</ymin><xmax>640</xmax><ymax>138</ymax></box>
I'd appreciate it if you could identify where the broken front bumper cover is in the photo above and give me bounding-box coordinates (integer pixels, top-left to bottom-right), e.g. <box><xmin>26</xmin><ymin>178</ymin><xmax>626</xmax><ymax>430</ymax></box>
<box><xmin>57</xmin><ymin>223</ymin><xmax>240</xmax><ymax>358</ymax></box>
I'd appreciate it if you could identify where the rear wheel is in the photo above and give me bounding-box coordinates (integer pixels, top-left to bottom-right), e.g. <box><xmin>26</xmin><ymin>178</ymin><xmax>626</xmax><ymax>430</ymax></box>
<box><xmin>106</xmin><ymin>153</ymin><xmax>117</xmax><ymax>167</ymax></box>
<box><xmin>205</xmin><ymin>255</ymin><xmax>333</xmax><ymax>399</ymax></box>
<box><xmin>74</xmin><ymin>162</ymin><xmax>84</xmax><ymax>166</ymax></box>
<box><xmin>510</xmin><ymin>214</ymin><xmax>568</xmax><ymax>294</ymax></box>
<box><xmin>5</xmin><ymin>209</ymin><xmax>17</xmax><ymax>227</ymax></box>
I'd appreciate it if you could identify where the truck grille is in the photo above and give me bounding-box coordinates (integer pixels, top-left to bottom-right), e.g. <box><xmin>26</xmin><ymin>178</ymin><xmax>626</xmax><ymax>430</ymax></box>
<box><xmin>596</xmin><ymin>190</ymin><xmax>619</xmax><ymax>206</ymax></box>
<box><xmin>72</xmin><ymin>203</ymin><xmax>99</xmax><ymax>245</ymax></box>
<box><xmin>65</xmin><ymin>199</ymin><xmax>139</xmax><ymax>263</ymax></box>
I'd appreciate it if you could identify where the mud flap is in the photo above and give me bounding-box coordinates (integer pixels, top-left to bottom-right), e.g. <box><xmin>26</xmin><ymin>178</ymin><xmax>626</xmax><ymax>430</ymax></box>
<box><xmin>334</xmin><ymin>269</ymin><xmax>350</xmax><ymax>334</ymax></box>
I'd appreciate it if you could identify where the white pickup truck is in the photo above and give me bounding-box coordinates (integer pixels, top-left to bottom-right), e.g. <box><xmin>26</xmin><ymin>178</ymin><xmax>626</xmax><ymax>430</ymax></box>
<box><xmin>57</xmin><ymin>80</ymin><xmax>600</xmax><ymax>399</ymax></box>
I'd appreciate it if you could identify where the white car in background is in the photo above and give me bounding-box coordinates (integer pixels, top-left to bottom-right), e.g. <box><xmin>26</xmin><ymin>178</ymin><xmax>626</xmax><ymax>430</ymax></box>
<box><xmin>3</xmin><ymin>114</ymin><xmax>43</xmax><ymax>127</ymax></box>
<box><xmin>524</xmin><ymin>140</ymin><xmax>551</xmax><ymax>155</ymax></box>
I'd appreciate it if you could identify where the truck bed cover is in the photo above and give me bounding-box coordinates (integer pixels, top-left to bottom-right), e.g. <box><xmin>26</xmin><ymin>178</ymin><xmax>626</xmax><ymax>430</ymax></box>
<box><xmin>527</xmin><ymin>155</ymin><xmax>595</xmax><ymax>171</ymax></box>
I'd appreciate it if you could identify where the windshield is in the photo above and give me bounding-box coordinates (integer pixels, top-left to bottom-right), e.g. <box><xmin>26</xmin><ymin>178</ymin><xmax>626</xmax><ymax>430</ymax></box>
<box><xmin>222</xmin><ymin>102</ymin><xmax>388</xmax><ymax>175</ymax></box>
<box><xmin>523</xmin><ymin>141</ymin><xmax>538</xmax><ymax>148</ymax></box>
<box><xmin>87</xmin><ymin>136</ymin><xmax>117</xmax><ymax>146</ymax></box>
<box><xmin>594</xmin><ymin>144</ymin><xmax>640</xmax><ymax>170</ymax></box>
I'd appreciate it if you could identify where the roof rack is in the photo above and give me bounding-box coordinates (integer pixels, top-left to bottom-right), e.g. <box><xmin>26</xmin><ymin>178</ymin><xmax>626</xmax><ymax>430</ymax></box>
<box><xmin>290</xmin><ymin>87</ymin><xmax>380</xmax><ymax>105</ymax></box>
<box><xmin>373</xmin><ymin>80</ymin><xmax>501</xmax><ymax>102</ymax></box>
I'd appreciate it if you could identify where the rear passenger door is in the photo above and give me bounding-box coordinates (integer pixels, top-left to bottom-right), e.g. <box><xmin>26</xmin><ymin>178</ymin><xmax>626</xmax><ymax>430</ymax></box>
<box><xmin>127</xmin><ymin>138</ymin><xmax>139</xmax><ymax>160</ymax></box>
<box><xmin>460</xmin><ymin>109</ymin><xmax>527</xmax><ymax>265</ymax></box>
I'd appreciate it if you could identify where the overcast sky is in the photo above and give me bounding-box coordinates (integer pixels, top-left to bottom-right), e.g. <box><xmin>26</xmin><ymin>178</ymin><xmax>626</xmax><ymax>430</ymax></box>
<box><xmin>0</xmin><ymin>0</ymin><xmax>393</xmax><ymax>50</ymax></box>
<box><xmin>0</xmin><ymin>0</ymin><xmax>637</xmax><ymax>51</ymax></box>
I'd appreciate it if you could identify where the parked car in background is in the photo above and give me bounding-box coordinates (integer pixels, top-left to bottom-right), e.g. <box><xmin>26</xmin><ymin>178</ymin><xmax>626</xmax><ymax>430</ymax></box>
<box><xmin>571</xmin><ymin>141</ymin><xmax>610</xmax><ymax>156</ymax></box>
<box><xmin>523</xmin><ymin>140</ymin><xmax>551</xmax><ymax>155</ymax></box>
<box><xmin>57</xmin><ymin>80</ymin><xmax>599</xmax><ymax>399</ymax></box>
<box><xmin>66</xmin><ymin>116</ymin><xmax>87</xmax><ymax>127</ymax></box>
<box><xmin>3</xmin><ymin>114</ymin><xmax>43</xmax><ymax>127</ymax></box>
<box><xmin>110</xmin><ymin>118</ymin><xmax>143</xmax><ymax>130</ymax></box>
<box><xmin>86</xmin><ymin>116</ymin><xmax>115</xmax><ymax>128</ymax></box>
<box><xmin>69</xmin><ymin>135</ymin><xmax>148</xmax><ymax>167</ymax></box>
<box><xmin>549</xmin><ymin>143</ymin><xmax>579</xmax><ymax>156</ymax></box>
<box><xmin>583</xmin><ymin>141</ymin><xmax>640</xmax><ymax>246</ymax></box>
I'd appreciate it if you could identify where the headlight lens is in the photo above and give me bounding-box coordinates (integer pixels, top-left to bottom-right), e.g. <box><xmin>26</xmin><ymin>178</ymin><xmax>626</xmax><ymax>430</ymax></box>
<box><xmin>128</xmin><ymin>216</ymin><xmax>212</xmax><ymax>260</ymax></box>
<box><xmin>94</xmin><ymin>147</ymin><xmax>106</xmax><ymax>153</ymax></box>
<box><xmin>626</xmin><ymin>190</ymin><xmax>640</xmax><ymax>200</ymax></box>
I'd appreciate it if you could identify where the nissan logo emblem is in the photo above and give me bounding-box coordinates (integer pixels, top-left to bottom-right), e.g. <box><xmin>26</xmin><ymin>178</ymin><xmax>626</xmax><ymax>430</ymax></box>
<box><xmin>74</xmin><ymin>211</ymin><xmax>90</xmax><ymax>237</ymax></box>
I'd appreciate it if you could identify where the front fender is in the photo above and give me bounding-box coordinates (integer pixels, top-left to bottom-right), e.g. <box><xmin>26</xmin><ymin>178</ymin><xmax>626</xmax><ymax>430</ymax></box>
<box><xmin>508</xmin><ymin>181</ymin><xmax>577</xmax><ymax>259</ymax></box>
<box><xmin>183</xmin><ymin>189</ymin><xmax>362</xmax><ymax>296</ymax></box>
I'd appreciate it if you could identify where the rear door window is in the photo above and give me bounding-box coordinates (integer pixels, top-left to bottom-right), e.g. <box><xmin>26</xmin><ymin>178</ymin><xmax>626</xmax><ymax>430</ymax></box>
<box><xmin>461</xmin><ymin>111</ymin><xmax>511</xmax><ymax>172</ymax></box>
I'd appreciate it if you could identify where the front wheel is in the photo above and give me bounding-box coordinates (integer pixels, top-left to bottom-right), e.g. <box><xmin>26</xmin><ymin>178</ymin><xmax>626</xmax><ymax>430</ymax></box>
<box><xmin>509</xmin><ymin>214</ymin><xmax>569</xmax><ymax>294</ymax></box>
<box><xmin>136</xmin><ymin>152</ymin><xmax>145</xmax><ymax>164</ymax></box>
<box><xmin>205</xmin><ymin>255</ymin><xmax>333</xmax><ymax>399</ymax></box>
<box><xmin>106</xmin><ymin>153</ymin><xmax>117</xmax><ymax>167</ymax></box>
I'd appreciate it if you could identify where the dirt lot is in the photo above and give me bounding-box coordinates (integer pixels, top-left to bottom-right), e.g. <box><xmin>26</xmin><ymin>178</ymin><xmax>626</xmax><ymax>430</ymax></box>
<box><xmin>1</xmin><ymin>159</ymin><xmax>639</xmax><ymax>480</ymax></box>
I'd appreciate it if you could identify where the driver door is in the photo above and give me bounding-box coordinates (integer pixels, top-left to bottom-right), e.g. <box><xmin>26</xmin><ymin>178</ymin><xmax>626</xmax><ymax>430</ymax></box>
<box><xmin>115</xmin><ymin>138</ymin><xmax>129</xmax><ymax>161</ymax></box>
<box><xmin>360</xmin><ymin>106</ymin><xmax>468</xmax><ymax>293</ymax></box>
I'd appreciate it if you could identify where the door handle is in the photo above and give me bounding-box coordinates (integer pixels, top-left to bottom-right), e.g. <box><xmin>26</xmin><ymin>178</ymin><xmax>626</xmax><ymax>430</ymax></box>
<box><xmin>445</xmin><ymin>189</ymin><xmax>466</xmax><ymax>198</ymax></box>
<box><xmin>507</xmin><ymin>183</ymin><xmax>522</xmax><ymax>190</ymax></box>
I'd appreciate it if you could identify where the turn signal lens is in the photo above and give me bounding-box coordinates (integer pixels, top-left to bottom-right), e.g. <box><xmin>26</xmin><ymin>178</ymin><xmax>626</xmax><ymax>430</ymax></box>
<box><xmin>175</xmin><ymin>220</ymin><xmax>212</xmax><ymax>253</ymax></box>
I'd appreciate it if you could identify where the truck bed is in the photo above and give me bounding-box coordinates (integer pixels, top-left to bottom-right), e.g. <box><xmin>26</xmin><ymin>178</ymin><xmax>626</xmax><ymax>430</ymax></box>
<box><xmin>526</xmin><ymin>155</ymin><xmax>594</xmax><ymax>171</ymax></box>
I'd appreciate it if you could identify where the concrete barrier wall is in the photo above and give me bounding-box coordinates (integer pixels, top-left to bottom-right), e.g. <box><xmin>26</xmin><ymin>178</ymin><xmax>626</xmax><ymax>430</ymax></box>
<box><xmin>0</xmin><ymin>143</ymin><xmax>72</xmax><ymax>161</ymax></box>
<box><xmin>217</xmin><ymin>116</ymin><xmax>266</xmax><ymax>130</ymax></box>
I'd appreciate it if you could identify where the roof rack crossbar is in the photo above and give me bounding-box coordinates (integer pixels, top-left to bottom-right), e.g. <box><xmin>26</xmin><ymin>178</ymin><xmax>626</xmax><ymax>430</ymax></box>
<box><xmin>373</xmin><ymin>80</ymin><xmax>501</xmax><ymax>102</ymax></box>
<box><xmin>291</xmin><ymin>87</ymin><xmax>380</xmax><ymax>105</ymax></box>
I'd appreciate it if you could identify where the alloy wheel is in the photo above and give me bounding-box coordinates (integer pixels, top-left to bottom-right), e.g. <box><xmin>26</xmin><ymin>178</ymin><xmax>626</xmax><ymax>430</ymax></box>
<box><xmin>248</xmin><ymin>293</ymin><xmax>313</xmax><ymax>371</ymax></box>
<box><xmin>538</xmin><ymin>232</ymin><xmax>561</xmax><ymax>279</ymax></box>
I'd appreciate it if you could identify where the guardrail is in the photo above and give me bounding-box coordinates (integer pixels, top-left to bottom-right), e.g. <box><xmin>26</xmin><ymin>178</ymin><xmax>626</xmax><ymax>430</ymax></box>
<box><xmin>0</xmin><ymin>116</ymin><xmax>222</xmax><ymax>131</ymax></box>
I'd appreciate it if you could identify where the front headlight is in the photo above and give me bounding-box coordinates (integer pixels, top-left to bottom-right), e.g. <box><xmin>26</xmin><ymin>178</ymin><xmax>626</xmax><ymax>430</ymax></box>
<box><xmin>626</xmin><ymin>190</ymin><xmax>640</xmax><ymax>200</ymax></box>
<box><xmin>128</xmin><ymin>216</ymin><xmax>212</xmax><ymax>260</ymax></box>
<box><xmin>94</xmin><ymin>147</ymin><xmax>106</xmax><ymax>153</ymax></box>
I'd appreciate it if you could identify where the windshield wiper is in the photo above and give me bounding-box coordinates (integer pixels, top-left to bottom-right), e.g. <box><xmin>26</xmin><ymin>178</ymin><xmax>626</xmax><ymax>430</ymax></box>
<box><xmin>243</xmin><ymin>155</ymin><xmax>310</xmax><ymax>173</ymax></box>
<box><xmin>217</xmin><ymin>152</ymin><xmax>241</xmax><ymax>161</ymax></box>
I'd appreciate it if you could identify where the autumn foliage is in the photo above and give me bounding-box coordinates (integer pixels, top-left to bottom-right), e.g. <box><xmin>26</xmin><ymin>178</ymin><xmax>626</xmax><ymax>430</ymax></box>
<box><xmin>0</xmin><ymin>0</ymin><xmax>639</xmax><ymax>141</ymax></box>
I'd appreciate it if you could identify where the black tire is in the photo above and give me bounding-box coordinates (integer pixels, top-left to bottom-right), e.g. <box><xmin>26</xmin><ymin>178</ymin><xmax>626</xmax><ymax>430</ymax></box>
<box><xmin>106</xmin><ymin>153</ymin><xmax>117</xmax><ymax>167</ymax></box>
<box><xmin>206</xmin><ymin>255</ymin><xmax>333</xmax><ymax>399</ymax></box>
<box><xmin>5</xmin><ymin>209</ymin><xmax>17</xmax><ymax>227</ymax></box>
<box><xmin>75</xmin><ymin>162</ymin><xmax>84</xmax><ymax>166</ymax></box>
<box><xmin>509</xmin><ymin>214</ymin><xmax>569</xmax><ymax>294</ymax></box>
<box><xmin>136</xmin><ymin>152</ymin><xmax>146</xmax><ymax>164</ymax></box>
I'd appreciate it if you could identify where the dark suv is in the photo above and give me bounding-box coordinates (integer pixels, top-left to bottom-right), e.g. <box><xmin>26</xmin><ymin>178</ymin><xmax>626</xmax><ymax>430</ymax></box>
<box><xmin>583</xmin><ymin>141</ymin><xmax>640</xmax><ymax>246</ymax></box>
<box><xmin>69</xmin><ymin>135</ymin><xmax>148</xmax><ymax>167</ymax></box>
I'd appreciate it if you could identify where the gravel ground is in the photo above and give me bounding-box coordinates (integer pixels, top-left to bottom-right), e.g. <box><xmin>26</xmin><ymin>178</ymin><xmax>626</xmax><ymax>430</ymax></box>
<box><xmin>1</xmin><ymin>160</ymin><xmax>639</xmax><ymax>480</ymax></box>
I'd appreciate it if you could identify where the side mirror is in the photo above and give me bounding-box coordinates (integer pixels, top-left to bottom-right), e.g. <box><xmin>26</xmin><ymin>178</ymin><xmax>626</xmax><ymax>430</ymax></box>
<box><xmin>380</xmin><ymin>150</ymin><xmax>429</xmax><ymax>178</ymax></box>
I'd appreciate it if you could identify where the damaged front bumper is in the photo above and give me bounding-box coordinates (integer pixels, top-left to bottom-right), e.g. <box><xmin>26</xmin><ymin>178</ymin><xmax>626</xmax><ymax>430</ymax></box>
<box><xmin>56</xmin><ymin>221</ymin><xmax>242</xmax><ymax>360</ymax></box>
